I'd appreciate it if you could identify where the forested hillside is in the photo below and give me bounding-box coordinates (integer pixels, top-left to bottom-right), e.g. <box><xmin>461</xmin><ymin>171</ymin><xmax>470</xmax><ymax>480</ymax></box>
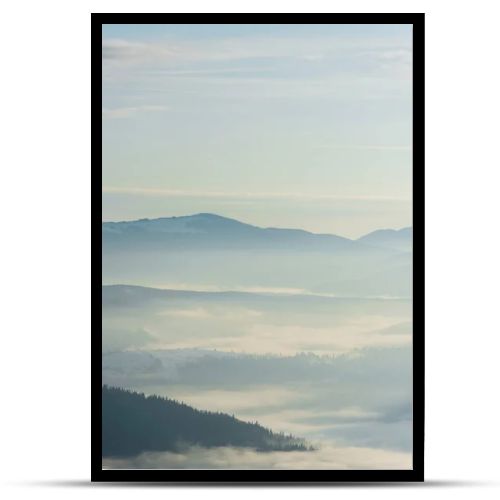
<box><xmin>102</xmin><ymin>386</ymin><xmax>310</xmax><ymax>457</ymax></box>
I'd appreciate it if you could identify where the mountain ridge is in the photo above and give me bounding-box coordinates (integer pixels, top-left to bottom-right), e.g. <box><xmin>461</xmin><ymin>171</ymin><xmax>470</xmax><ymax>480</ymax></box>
<box><xmin>102</xmin><ymin>212</ymin><xmax>360</xmax><ymax>252</ymax></box>
<box><xmin>357</xmin><ymin>227</ymin><xmax>412</xmax><ymax>251</ymax></box>
<box><xmin>103</xmin><ymin>212</ymin><xmax>411</xmax><ymax>240</ymax></box>
<box><xmin>102</xmin><ymin>283</ymin><xmax>411</xmax><ymax>306</ymax></box>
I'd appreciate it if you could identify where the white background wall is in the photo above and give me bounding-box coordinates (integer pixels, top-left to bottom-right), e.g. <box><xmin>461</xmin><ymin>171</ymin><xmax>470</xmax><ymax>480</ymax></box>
<box><xmin>1</xmin><ymin>0</ymin><xmax>499</xmax><ymax>498</ymax></box>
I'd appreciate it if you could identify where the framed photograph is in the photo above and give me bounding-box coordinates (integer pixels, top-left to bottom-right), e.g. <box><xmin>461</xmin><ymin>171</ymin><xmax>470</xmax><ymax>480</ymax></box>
<box><xmin>93</xmin><ymin>13</ymin><xmax>424</xmax><ymax>482</ymax></box>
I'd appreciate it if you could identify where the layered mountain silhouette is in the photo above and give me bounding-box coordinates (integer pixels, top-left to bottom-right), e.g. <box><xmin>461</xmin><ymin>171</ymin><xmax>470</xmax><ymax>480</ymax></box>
<box><xmin>103</xmin><ymin>213</ymin><xmax>411</xmax><ymax>252</ymax></box>
<box><xmin>102</xmin><ymin>385</ymin><xmax>309</xmax><ymax>457</ymax></box>
<box><xmin>103</xmin><ymin>213</ymin><xmax>364</xmax><ymax>252</ymax></box>
<box><xmin>358</xmin><ymin>227</ymin><xmax>412</xmax><ymax>252</ymax></box>
<box><xmin>102</xmin><ymin>283</ymin><xmax>410</xmax><ymax>308</ymax></box>
<box><xmin>102</xmin><ymin>214</ymin><xmax>412</xmax><ymax>297</ymax></box>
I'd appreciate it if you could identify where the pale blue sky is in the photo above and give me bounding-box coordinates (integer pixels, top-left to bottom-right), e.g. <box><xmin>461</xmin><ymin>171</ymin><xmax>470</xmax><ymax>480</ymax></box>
<box><xmin>102</xmin><ymin>24</ymin><xmax>412</xmax><ymax>238</ymax></box>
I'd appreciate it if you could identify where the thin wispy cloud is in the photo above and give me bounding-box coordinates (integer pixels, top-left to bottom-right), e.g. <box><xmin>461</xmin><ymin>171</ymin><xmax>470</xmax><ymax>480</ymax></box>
<box><xmin>144</xmin><ymin>67</ymin><xmax>275</xmax><ymax>78</ymax></box>
<box><xmin>102</xmin><ymin>186</ymin><xmax>409</xmax><ymax>203</ymax></box>
<box><xmin>102</xmin><ymin>105</ymin><xmax>169</xmax><ymax>119</ymax></box>
<box><xmin>102</xmin><ymin>35</ymin><xmax>411</xmax><ymax>65</ymax></box>
<box><xmin>101</xmin><ymin>35</ymin><xmax>411</xmax><ymax>88</ymax></box>
<box><xmin>315</xmin><ymin>144</ymin><xmax>411</xmax><ymax>151</ymax></box>
<box><xmin>102</xmin><ymin>38</ymin><xmax>177</xmax><ymax>63</ymax></box>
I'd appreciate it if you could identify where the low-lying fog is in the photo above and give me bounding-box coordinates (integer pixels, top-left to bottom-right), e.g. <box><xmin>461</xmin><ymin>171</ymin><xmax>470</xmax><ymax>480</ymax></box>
<box><xmin>102</xmin><ymin>285</ymin><xmax>412</xmax><ymax>469</ymax></box>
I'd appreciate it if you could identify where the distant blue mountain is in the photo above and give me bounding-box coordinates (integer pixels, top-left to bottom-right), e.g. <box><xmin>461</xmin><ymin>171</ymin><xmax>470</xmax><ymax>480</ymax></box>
<box><xmin>102</xmin><ymin>215</ymin><xmax>412</xmax><ymax>296</ymax></box>
<box><xmin>357</xmin><ymin>227</ymin><xmax>412</xmax><ymax>252</ymax></box>
<box><xmin>103</xmin><ymin>213</ymin><xmax>361</xmax><ymax>252</ymax></box>
<box><xmin>102</xmin><ymin>283</ymin><xmax>406</xmax><ymax>308</ymax></box>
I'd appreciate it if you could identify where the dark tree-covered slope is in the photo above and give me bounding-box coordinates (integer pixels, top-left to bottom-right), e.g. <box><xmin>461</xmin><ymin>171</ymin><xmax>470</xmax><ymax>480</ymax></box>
<box><xmin>102</xmin><ymin>386</ymin><xmax>309</xmax><ymax>457</ymax></box>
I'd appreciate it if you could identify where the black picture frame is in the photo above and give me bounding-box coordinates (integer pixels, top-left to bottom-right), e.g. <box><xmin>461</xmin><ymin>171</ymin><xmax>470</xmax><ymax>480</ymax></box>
<box><xmin>92</xmin><ymin>12</ymin><xmax>424</xmax><ymax>483</ymax></box>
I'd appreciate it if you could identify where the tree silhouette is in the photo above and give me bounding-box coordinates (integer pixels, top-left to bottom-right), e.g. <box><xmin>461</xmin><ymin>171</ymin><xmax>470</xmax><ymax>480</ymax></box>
<box><xmin>102</xmin><ymin>385</ymin><xmax>311</xmax><ymax>457</ymax></box>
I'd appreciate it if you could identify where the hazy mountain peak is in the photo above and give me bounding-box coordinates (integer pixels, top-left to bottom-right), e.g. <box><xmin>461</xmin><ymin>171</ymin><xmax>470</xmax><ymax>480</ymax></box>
<box><xmin>189</xmin><ymin>212</ymin><xmax>238</xmax><ymax>220</ymax></box>
<box><xmin>104</xmin><ymin>213</ymin><xmax>256</xmax><ymax>230</ymax></box>
<box><xmin>358</xmin><ymin>227</ymin><xmax>412</xmax><ymax>239</ymax></box>
<box><xmin>357</xmin><ymin>227</ymin><xmax>412</xmax><ymax>251</ymax></box>
<box><xmin>102</xmin><ymin>214</ymin><xmax>412</xmax><ymax>256</ymax></box>
<box><xmin>102</xmin><ymin>213</ymin><xmax>364</xmax><ymax>254</ymax></box>
<box><xmin>168</xmin><ymin>213</ymin><xmax>246</xmax><ymax>223</ymax></box>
